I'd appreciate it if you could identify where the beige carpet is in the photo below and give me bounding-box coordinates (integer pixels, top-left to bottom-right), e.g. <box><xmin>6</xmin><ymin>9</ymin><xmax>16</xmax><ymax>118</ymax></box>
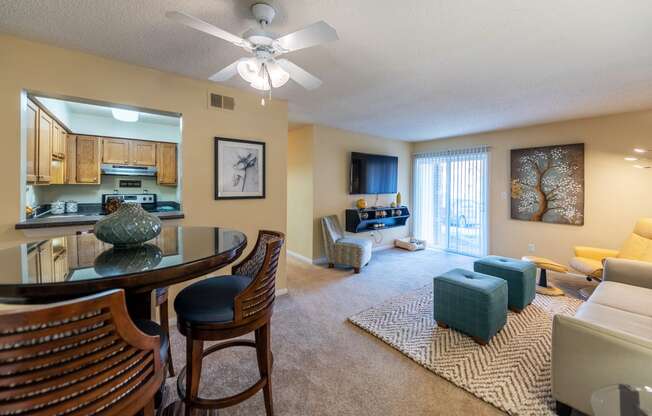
<box><xmin>348</xmin><ymin>285</ymin><xmax>583</xmax><ymax>416</ymax></box>
<box><xmin>163</xmin><ymin>248</ymin><xmax>593</xmax><ymax>415</ymax></box>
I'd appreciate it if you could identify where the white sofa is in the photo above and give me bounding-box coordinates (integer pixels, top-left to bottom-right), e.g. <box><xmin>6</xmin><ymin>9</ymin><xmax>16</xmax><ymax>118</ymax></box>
<box><xmin>552</xmin><ymin>258</ymin><xmax>652</xmax><ymax>415</ymax></box>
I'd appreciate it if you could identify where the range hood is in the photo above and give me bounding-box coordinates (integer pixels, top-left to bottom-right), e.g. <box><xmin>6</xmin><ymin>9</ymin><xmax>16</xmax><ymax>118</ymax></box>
<box><xmin>101</xmin><ymin>164</ymin><xmax>158</xmax><ymax>176</ymax></box>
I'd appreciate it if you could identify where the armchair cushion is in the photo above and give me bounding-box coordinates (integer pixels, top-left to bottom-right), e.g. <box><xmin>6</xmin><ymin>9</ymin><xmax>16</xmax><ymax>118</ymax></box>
<box><xmin>321</xmin><ymin>215</ymin><xmax>372</xmax><ymax>269</ymax></box>
<box><xmin>334</xmin><ymin>237</ymin><xmax>372</xmax><ymax>268</ymax></box>
<box><xmin>569</xmin><ymin>257</ymin><xmax>603</xmax><ymax>278</ymax></box>
<box><xmin>573</xmin><ymin>246</ymin><xmax>619</xmax><ymax>261</ymax></box>
<box><xmin>618</xmin><ymin>233</ymin><xmax>652</xmax><ymax>260</ymax></box>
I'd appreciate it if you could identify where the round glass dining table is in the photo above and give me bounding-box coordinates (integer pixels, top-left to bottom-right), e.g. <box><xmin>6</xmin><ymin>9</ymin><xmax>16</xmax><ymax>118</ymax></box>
<box><xmin>0</xmin><ymin>226</ymin><xmax>247</xmax><ymax>320</ymax></box>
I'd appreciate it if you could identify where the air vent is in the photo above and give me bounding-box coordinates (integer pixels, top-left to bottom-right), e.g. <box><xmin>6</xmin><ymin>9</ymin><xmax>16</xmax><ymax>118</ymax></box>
<box><xmin>209</xmin><ymin>93</ymin><xmax>235</xmax><ymax>111</ymax></box>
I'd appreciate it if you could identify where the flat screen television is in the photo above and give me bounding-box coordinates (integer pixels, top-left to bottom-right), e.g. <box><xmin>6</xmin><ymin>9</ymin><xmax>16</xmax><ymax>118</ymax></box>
<box><xmin>350</xmin><ymin>152</ymin><xmax>398</xmax><ymax>194</ymax></box>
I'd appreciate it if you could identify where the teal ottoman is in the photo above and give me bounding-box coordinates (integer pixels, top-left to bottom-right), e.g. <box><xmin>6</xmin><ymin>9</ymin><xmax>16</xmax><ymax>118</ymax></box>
<box><xmin>433</xmin><ymin>269</ymin><xmax>507</xmax><ymax>345</ymax></box>
<box><xmin>474</xmin><ymin>256</ymin><xmax>536</xmax><ymax>313</ymax></box>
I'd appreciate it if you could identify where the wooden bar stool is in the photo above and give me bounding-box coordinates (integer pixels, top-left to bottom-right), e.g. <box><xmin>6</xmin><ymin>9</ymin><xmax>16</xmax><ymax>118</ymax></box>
<box><xmin>0</xmin><ymin>289</ymin><xmax>165</xmax><ymax>415</ymax></box>
<box><xmin>156</xmin><ymin>286</ymin><xmax>175</xmax><ymax>377</ymax></box>
<box><xmin>173</xmin><ymin>230</ymin><xmax>285</xmax><ymax>415</ymax></box>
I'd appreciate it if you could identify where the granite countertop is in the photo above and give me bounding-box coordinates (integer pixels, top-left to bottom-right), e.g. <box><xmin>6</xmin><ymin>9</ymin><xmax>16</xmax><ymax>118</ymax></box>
<box><xmin>16</xmin><ymin>211</ymin><xmax>185</xmax><ymax>230</ymax></box>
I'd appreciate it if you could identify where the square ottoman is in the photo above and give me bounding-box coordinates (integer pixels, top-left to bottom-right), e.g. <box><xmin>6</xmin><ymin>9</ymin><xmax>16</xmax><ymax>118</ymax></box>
<box><xmin>474</xmin><ymin>256</ymin><xmax>537</xmax><ymax>313</ymax></box>
<box><xmin>433</xmin><ymin>269</ymin><xmax>507</xmax><ymax>345</ymax></box>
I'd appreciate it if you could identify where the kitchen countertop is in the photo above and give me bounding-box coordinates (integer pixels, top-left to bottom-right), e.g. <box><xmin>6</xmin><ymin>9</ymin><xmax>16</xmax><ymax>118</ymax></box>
<box><xmin>15</xmin><ymin>211</ymin><xmax>185</xmax><ymax>229</ymax></box>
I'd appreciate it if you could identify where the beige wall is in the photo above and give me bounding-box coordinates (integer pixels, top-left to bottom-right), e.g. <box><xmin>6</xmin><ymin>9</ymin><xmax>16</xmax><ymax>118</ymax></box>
<box><xmin>290</xmin><ymin>125</ymin><xmax>411</xmax><ymax>260</ymax></box>
<box><xmin>287</xmin><ymin>126</ymin><xmax>314</xmax><ymax>258</ymax></box>
<box><xmin>312</xmin><ymin>126</ymin><xmax>412</xmax><ymax>259</ymax></box>
<box><xmin>0</xmin><ymin>35</ymin><xmax>288</xmax><ymax>288</ymax></box>
<box><xmin>413</xmin><ymin>110</ymin><xmax>652</xmax><ymax>265</ymax></box>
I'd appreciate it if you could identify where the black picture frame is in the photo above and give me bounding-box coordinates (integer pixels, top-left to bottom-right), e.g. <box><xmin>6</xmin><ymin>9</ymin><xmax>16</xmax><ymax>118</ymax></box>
<box><xmin>214</xmin><ymin>137</ymin><xmax>266</xmax><ymax>200</ymax></box>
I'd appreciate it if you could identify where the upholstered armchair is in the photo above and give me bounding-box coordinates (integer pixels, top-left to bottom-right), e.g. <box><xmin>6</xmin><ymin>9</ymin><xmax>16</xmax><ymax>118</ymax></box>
<box><xmin>570</xmin><ymin>218</ymin><xmax>652</xmax><ymax>280</ymax></box>
<box><xmin>321</xmin><ymin>215</ymin><xmax>372</xmax><ymax>273</ymax></box>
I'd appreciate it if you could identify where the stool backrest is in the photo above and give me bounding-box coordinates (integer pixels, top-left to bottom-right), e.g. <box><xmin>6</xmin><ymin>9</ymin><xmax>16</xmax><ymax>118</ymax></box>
<box><xmin>232</xmin><ymin>230</ymin><xmax>285</xmax><ymax>324</ymax></box>
<box><xmin>0</xmin><ymin>289</ymin><xmax>163</xmax><ymax>416</ymax></box>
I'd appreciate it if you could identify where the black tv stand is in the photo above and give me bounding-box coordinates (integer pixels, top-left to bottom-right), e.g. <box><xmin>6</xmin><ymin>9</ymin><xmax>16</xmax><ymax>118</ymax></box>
<box><xmin>345</xmin><ymin>206</ymin><xmax>410</xmax><ymax>233</ymax></box>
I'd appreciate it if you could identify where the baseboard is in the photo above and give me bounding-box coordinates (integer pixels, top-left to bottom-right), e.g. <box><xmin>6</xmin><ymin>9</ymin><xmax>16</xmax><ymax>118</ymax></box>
<box><xmin>312</xmin><ymin>256</ymin><xmax>328</xmax><ymax>265</ymax></box>
<box><xmin>310</xmin><ymin>245</ymin><xmax>393</xmax><ymax>266</ymax></box>
<box><xmin>276</xmin><ymin>288</ymin><xmax>289</xmax><ymax>296</ymax></box>
<box><xmin>287</xmin><ymin>250</ymin><xmax>314</xmax><ymax>264</ymax></box>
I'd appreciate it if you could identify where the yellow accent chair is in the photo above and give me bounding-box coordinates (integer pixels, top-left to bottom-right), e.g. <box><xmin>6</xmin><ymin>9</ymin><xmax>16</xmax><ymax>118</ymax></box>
<box><xmin>570</xmin><ymin>218</ymin><xmax>652</xmax><ymax>280</ymax></box>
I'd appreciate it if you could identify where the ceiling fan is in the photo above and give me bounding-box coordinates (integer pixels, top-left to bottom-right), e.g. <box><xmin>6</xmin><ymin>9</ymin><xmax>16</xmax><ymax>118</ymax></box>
<box><xmin>166</xmin><ymin>3</ymin><xmax>338</xmax><ymax>103</ymax></box>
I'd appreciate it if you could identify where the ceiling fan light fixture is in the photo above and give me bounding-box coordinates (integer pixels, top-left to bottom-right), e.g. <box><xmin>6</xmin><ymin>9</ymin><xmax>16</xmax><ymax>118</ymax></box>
<box><xmin>250</xmin><ymin>76</ymin><xmax>271</xmax><ymax>91</ymax></box>
<box><xmin>266</xmin><ymin>60</ymin><xmax>290</xmax><ymax>88</ymax></box>
<box><xmin>236</xmin><ymin>58</ymin><xmax>261</xmax><ymax>84</ymax></box>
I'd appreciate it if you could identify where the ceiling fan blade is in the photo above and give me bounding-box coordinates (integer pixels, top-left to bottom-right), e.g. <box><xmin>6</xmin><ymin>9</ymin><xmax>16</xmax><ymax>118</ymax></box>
<box><xmin>208</xmin><ymin>59</ymin><xmax>243</xmax><ymax>82</ymax></box>
<box><xmin>166</xmin><ymin>11</ymin><xmax>251</xmax><ymax>49</ymax></box>
<box><xmin>274</xmin><ymin>21</ymin><xmax>338</xmax><ymax>53</ymax></box>
<box><xmin>277</xmin><ymin>59</ymin><xmax>322</xmax><ymax>90</ymax></box>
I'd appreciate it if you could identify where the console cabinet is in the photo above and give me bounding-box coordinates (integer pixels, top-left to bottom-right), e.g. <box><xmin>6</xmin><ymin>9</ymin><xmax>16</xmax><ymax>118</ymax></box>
<box><xmin>345</xmin><ymin>206</ymin><xmax>410</xmax><ymax>233</ymax></box>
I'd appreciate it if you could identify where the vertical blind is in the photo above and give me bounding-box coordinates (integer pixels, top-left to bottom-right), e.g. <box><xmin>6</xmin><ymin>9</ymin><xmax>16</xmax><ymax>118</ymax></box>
<box><xmin>412</xmin><ymin>147</ymin><xmax>489</xmax><ymax>257</ymax></box>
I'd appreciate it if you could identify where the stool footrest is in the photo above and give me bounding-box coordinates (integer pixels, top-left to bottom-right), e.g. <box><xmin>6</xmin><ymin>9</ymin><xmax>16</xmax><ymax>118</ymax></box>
<box><xmin>177</xmin><ymin>339</ymin><xmax>270</xmax><ymax>410</ymax></box>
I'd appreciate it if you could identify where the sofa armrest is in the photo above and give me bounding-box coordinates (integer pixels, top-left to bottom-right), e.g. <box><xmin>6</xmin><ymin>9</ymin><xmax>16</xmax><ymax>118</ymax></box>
<box><xmin>574</xmin><ymin>246</ymin><xmax>619</xmax><ymax>261</ymax></box>
<box><xmin>603</xmin><ymin>258</ymin><xmax>652</xmax><ymax>289</ymax></box>
<box><xmin>552</xmin><ymin>314</ymin><xmax>652</xmax><ymax>415</ymax></box>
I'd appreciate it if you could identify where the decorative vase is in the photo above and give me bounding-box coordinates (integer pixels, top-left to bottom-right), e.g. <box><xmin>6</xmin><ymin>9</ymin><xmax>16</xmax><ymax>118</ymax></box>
<box><xmin>356</xmin><ymin>198</ymin><xmax>367</xmax><ymax>209</ymax></box>
<box><xmin>94</xmin><ymin>203</ymin><xmax>162</xmax><ymax>249</ymax></box>
<box><xmin>396</xmin><ymin>192</ymin><xmax>402</xmax><ymax>207</ymax></box>
<box><xmin>94</xmin><ymin>244</ymin><xmax>163</xmax><ymax>276</ymax></box>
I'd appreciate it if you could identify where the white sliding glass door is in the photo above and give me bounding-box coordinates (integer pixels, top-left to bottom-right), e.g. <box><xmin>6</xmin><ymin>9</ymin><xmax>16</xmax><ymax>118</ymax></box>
<box><xmin>413</xmin><ymin>147</ymin><xmax>489</xmax><ymax>257</ymax></box>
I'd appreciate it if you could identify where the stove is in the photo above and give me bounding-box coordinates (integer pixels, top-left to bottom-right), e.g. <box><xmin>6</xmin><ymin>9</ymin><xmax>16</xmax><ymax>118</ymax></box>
<box><xmin>102</xmin><ymin>193</ymin><xmax>157</xmax><ymax>213</ymax></box>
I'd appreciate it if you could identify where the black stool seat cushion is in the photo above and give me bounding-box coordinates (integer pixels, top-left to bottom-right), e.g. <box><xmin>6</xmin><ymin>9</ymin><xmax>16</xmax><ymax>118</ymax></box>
<box><xmin>174</xmin><ymin>275</ymin><xmax>253</xmax><ymax>324</ymax></box>
<box><xmin>133</xmin><ymin>319</ymin><xmax>169</xmax><ymax>363</ymax></box>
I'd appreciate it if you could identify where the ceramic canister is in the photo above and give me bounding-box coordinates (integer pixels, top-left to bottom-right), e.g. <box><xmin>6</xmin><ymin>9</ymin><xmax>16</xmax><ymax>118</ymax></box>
<box><xmin>51</xmin><ymin>201</ymin><xmax>65</xmax><ymax>215</ymax></box>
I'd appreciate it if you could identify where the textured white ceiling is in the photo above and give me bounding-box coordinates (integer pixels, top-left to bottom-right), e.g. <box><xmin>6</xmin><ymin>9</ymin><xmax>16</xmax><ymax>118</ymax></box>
<box><xmin>3</xmin><ymin>0</ymin><xmax>652</xmax><ymax>141</ymax></box>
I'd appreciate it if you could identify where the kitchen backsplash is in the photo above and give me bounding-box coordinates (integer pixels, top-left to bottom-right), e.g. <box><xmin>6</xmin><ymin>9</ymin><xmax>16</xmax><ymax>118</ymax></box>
<box><xmin>32</xmin><ymin>175</ymin><xmax>179</xmax><ymax>205</ymax></box>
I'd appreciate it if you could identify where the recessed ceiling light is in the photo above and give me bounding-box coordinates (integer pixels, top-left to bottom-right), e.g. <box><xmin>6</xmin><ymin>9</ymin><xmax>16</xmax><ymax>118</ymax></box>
<box><xmin>625</xmin><ymin>157</ymin><xmax>638</xmax><ymax>161</ymax></box>
<box><xmin>111</xmin><ymin>108</ymin><xmax>139</xmax><ymax>122</ymax></box>
<box><xmin>633</xmin><ymin>148</ymin><xmax>648</xmax><ymax>154</ymax></box>
<box><xmin>633</xmin><ymin>165</ymin><xmax>651</xmax><ymax>169</ymax></box>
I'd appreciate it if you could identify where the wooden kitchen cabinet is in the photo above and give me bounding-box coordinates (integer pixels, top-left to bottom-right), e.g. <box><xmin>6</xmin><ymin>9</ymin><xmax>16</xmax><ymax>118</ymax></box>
<box><xmin>51</xmin><ymin>124</ymin><xmax>66</xmax><ymax>185</ymax></box>
<box><xmin>26</xmin><ymin>247</ymin><xmax>39</xmax><ymax>283</ymax></box>
<box><xmin>157</xmin><ymin>226</ymin><xmax>179</xmax><ymax>255</ymax></box>
<box><xmin>51</xmin><ymin>159</ymin><xmax>65</xmax><ymax>185</ymax></box>
<box><xmin>65</xmin><ymin>134</ymin><xmax>77</xmax><ymax>184</ymax></box>
<box><xmin>76</xmin><ymin>233</ymin><xmax>101</xmax><ymax>267</ymax></box>
<box><xmin>76</xmin><ymin>136</ymin><xmax>101</xmax><ymax>184</ymax></box>
<box><xmin>156</xmin><ymin>142</ymin><xmax>177</xmax><ymax>185</ymax></box>
<box><xmin>26</xmin><ymin>100</ymin><xmax>38</xmax><ymax>183</ymax></box>
<box><xmin>37</xmin><ymin>241</ymin><xmax>54</xmax><ymax>283</ymax></box>
<box><xmin>102</xmin><ymin>138</ymin><xmax>130</xmax><ymax>164</ymax></box>
<box><xmin>51</xmin><ymin>123</ymin><xmax>65</xmax><ymax>159</ymax></box>
<box><xmin>36</xmin><ymin>109</ymin><xmax>53</xmax><ymax>183</ymax></box>
<box><xmin>130</xmin><ymin>140</ymin><xmax>157</xmax><ymax>166</ymax></box>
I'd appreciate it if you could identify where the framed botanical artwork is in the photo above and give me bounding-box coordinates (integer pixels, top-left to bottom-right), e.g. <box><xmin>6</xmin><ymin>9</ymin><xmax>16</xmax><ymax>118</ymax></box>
<box><xmin>214</xmin><ymin>137</ymin><xmax>266</xmax><ymax>200</ymax></box>
<box><xmin>510</xmin><ymin>143</ymin><xmax>584</xmax><ymax>225</ymax></box>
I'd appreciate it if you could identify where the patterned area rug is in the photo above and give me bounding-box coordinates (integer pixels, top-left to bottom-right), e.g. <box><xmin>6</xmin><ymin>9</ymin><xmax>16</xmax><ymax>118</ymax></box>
<box><xmin>348</xmin><ymin>285</ymin><xmax>583</xmax><ymax>416</ymax></box>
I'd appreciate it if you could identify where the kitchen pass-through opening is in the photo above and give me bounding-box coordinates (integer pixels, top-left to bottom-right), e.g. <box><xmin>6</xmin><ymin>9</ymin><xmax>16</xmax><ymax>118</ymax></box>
<box><xmin>21</xmin><ymin>91</ymin><xmax>183</xmax><ymax>221</ymax></box>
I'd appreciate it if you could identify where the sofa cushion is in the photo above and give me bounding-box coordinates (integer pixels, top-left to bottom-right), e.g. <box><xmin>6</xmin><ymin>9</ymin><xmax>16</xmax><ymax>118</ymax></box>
<box><xmin>574</xmin><ymin>302</ymin><xmax>652</xmax><ymax>341</ymax></box>
<box><xmin>618</xmin><ymin>233</ymin><xmax>651</xmax><ymax>260</ymax></box>
<box><xmin>589</xmin><ymin>281</ymin><xmax>652</xmax><ymax>318</ymax></box>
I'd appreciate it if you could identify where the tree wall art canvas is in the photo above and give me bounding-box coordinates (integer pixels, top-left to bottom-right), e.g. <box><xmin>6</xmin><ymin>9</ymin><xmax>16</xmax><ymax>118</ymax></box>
<box><xmin>510</xmin><ymin>143</ymin><xmax>584</xmax><ymax>225</ymax></box>
<box><xmin>215</xmin><ymin>137</ymin><xmax>266</xmax><ymax>200</ymax></box>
